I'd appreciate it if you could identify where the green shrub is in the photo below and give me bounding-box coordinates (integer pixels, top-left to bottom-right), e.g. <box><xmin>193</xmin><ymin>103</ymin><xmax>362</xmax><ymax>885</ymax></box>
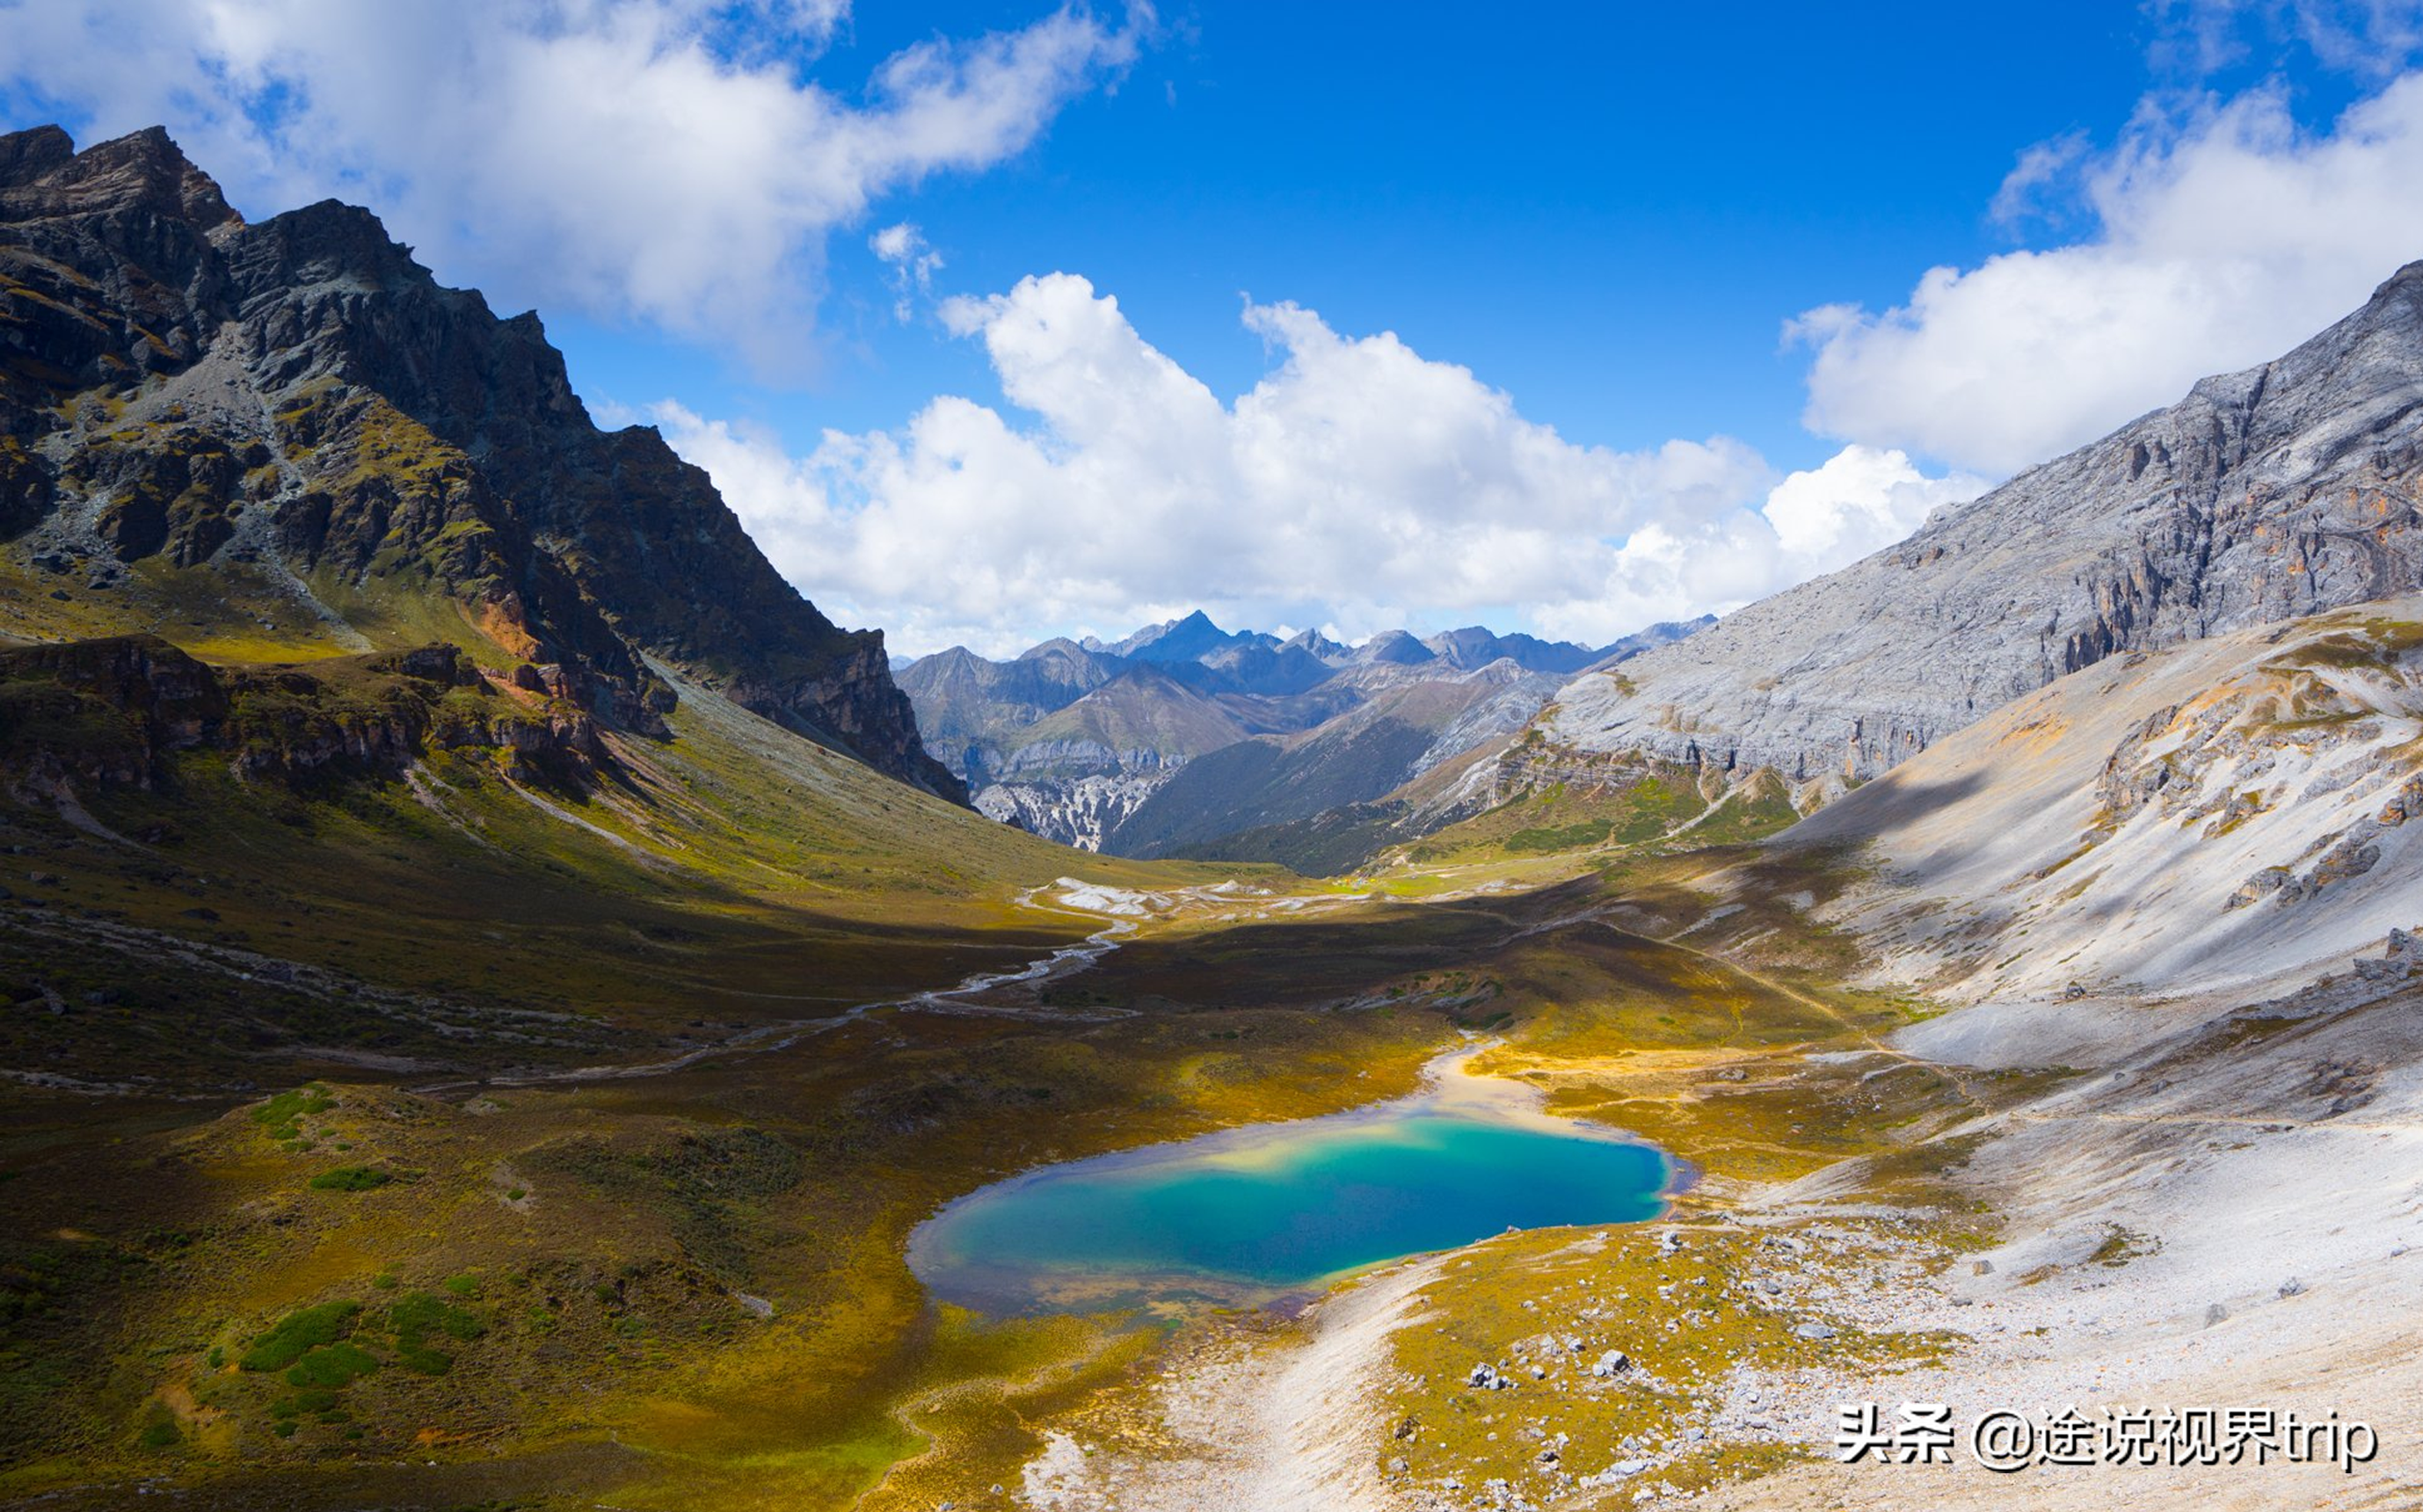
<box><xmin>389</xmin><ymin>1290</ymin><xmax>483</xmax><ymax>1376</ymax></box>
<box><xmin>282</xmin><ymin>1341</ymin><xmax>378</xmax><ymax>1388</ymax></box>
<box><xmin>251</xmin><ymin>1086</ymin><xmax>333</xmax><ymax>1138</ymax></box>
<box><xmin>239</xmin><ymin>1302</ymin><xmax>360</xmax><ymax>1372</ymax></box>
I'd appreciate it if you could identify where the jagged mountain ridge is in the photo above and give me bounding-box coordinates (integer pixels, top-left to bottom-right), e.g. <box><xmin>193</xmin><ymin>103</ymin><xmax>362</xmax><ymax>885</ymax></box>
<box><xmin>1539</xmin><ymin>261</ymin><xmax>2423</xmax><ymax>791</ymax></box>
<box><xmin>900</xmin><ymin>611</ymin><xmax>1708</xmax><ymax>850</ymax></box>
<box><xmin>1104</xmin><ymin>659</ymin><xmax>1567</xmax><ymax>861</ymax></box>
<box><xmin>0</xmin><ymin>124</ymin><xmax>960</xmax><ymax>799</ymax></box>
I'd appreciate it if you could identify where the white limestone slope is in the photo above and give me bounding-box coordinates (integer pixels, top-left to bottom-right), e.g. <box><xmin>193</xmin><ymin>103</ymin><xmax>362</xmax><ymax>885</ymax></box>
<box><xmin>1681</xmin><ymin>602</ymin><xmax>2423</xmax><ymax>1510</ymax></box>
<box><xmin>1784</xmin><ymin>598</ymin><xmax>2423</xmax><ymax>1010</ymax></box>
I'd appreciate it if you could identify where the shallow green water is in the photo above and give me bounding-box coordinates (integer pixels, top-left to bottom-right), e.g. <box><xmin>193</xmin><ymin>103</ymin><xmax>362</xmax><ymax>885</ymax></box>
<box><xmin>908</xmin><ymin>1065</ymin><xmax>1670</xmax><ymax>1312</ymax></box>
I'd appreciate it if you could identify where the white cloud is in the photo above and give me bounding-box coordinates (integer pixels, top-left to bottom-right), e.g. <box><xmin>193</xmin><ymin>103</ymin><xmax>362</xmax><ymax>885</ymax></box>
<box><xmin>2147</xmin><ymin>1</ymin><xmax>2423</xmax><ymax>82</ymax></box>
<box><xmin>1987</xmin><ymin>129</ymin><xmax>2090</xmax><ymax>229</ymax></box>
<box><xmin>870</xmin><ymin>222</ymin><xmax>944</xmax><ymax>319</ymax></box>
<box><xmin>1794</xmin><ymin>72</ymin><xmax>2423</xmax><ymax>476</ymax></box>
<box><xmin>0</xmin><ymin>0</ymin><xmax>1138</xmax><ymax>370</ymax></box>
<box><xmin>1758</xmin><ymin>445</ymin><xmax>1985</xmax><ymax>562</ymax></box>
<box><xmin>646</xmin><ymin>273</ymin><xmax>1981</xmax><ymax>657</ymax></box>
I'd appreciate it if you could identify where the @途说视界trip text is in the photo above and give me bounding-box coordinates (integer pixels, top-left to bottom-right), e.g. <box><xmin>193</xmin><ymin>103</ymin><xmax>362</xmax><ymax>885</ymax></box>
<box><xmin>1834</xmin><ymin>1401</ymin><xmax>2380</xmax><ymax>1473</ymax></box>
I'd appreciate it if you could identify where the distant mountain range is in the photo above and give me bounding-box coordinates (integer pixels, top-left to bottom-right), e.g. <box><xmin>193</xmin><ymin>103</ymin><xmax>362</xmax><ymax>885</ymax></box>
<box><xmin>897</xmin><ymin>611</ymin><xmax>1708</xmax><ymax>854</ymax></box>
<box><xmin>920</xmin><ymin>265</ymin><xmax>2423</xmax><ymax>866</ymax></box>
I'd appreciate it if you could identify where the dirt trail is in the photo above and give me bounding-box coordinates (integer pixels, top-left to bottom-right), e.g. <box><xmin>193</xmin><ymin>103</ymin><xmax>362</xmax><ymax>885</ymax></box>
<box><xmin>1021</xmin><ymin>1257</ymin><xmax>1444</xmax><ymax>1512</ymax></box>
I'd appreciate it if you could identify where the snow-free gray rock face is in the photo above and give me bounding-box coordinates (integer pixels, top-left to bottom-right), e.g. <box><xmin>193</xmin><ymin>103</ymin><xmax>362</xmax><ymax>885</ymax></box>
<box><xmin>906</xmin><ymin>614</ymin><xmax>1706</xmax><ymax>849</ymax></box>
<box><xmin>1544</xmin><ymin>262</ymin><xmax>2423</xmax><ymax>786</ymax></box>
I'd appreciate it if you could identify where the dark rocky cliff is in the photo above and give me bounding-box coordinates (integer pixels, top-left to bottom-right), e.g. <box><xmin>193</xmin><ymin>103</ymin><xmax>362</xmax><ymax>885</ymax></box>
<box><xmin>0</xmin><ymin>124</ymin><xmax>963</xmax><ymax>801</ymax></box>
<box><xmin>0</xmin><ymin>635</ymin><xmax>604</xmax><ymax>793</ymax></box>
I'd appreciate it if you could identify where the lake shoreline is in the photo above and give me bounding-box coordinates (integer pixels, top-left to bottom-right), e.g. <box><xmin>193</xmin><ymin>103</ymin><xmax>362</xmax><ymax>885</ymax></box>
<box><xmin>907</xmin><ymin>1037</ymin><xmax>1676</xmax><ymax>1315</ymax></box>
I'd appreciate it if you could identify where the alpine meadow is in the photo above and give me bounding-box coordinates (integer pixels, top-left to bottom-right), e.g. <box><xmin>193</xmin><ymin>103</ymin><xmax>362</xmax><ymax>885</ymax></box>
<box><xmin>4</xmin><ymin>6</ymin><xmax>2423</xmax><ymax>1511</ymax></box>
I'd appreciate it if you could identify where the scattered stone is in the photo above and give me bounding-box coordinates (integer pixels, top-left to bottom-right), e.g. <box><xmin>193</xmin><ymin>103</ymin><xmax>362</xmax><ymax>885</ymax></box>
<box><xmin>2205</xmin><ymin>1303</ymin><xmax>2229</xmax><ymax>1327</ymax></box>
<box><xmin>1590</xmin><ymin>1350</ymin><xmax>1630</xmax><ymax>1378</ymax></box>
<box><xmin>1791</xmin><ymin>1321</ymin><xmax>1836</xmax><ymax>1341</ymax></box>
<box><xmin>2278</xmin><ymin>1277</ymin><xmax>2306</xmax><ymax>1298</ymax></box>
<box><xmin>2227</xmin><ymin>865</ymin><xmax>2297</xmax><ymax>910</ymax></box>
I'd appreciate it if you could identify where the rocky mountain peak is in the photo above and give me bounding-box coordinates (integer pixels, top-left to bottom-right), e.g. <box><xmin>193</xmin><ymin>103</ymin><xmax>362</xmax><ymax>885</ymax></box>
<box><xmin>1281</xmin><ymin>627</ymin><xmax>1350</xmax><ymax>663</ymax></box>
<box><xmin>1354</xmin><ymin>629</ymin><xmax>1437</xmax><ymax>666</ymax></box>
<box><xmin>0</xmin><ymin>123</ymin><xmax>75</xmax><ymax>185</ymax></box>
<box><xmin>0</xmin><ymin>124</ymin><xmax>239</xmax><ymax>235</ymax></box>
<box><xmin>1106</xmin><ymin>609</ymin><xmax>1270</xmax><ymax>663</ymax></box>
<box><xmin>236</xmin><ymin>197</ymin><xmax>435</xmax><ymax>293</ymax></box>
<box><xmin>0</xmin><ymin>124</ymin><xmax>962</xmax><ymax>801</ymax></box>
<box><xmin>1539</xmin><ymin>260</ymin><xmax>2423</xmax><ymax>791</ymax></box>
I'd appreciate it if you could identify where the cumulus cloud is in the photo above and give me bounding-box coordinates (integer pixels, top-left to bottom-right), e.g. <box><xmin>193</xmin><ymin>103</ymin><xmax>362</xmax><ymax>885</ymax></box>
<box><xmin>0</xmin><ymin>0</ymin><xmax>1138</xmax><ymax>370</ymax></box>
<box><xmin>646</xmin><ymin>274</ymin><xmax>1982</xmax><ymax>656</ymax></box>
<box><xmin>1758</xmin><ymin>445</ymin><xmax>1984</xmax><ymax>562</ymax></box>
<box><xmin>1794</xmin><ymin>71</ymin><xmax>2423</xmax><ymax>476</ymax></box>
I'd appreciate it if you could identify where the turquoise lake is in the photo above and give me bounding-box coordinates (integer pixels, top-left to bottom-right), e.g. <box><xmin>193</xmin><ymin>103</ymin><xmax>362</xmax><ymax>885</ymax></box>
<box><xmin>908</xmin><ymin>1054</ymin><xmax>1672</xmax><ymax>1312</ymax></box>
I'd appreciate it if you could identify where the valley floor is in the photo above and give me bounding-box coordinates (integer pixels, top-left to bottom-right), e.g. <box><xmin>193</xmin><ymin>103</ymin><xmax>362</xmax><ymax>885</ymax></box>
<box><xmin>9</xmin><ymin>600</ymin><xmax>2423</xmax><ymax>1512</ymax></box>
<box><xmin>943</xmin><ymin>896</ymin><xmax>2423</xmax><ymax>1512</ymax></box>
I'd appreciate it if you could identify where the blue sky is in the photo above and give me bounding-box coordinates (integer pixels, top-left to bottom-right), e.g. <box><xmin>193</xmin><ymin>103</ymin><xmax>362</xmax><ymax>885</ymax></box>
<box><xmin>554</xmin><ymin>1</ymin><xmax>2171</xmax><ymax>468</ymax></box>
<box><xmin>7</xmin><ymin>2</ymin><xmax>2423</xmax><ymax>653</ymax></box>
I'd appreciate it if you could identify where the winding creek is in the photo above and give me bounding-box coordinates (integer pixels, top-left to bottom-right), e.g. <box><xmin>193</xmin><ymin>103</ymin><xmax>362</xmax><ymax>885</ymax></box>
<box><xmin>909</xmin><ymin>1048</ymin><xmax>1674</xmax><ymax>1313</ymax></box>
